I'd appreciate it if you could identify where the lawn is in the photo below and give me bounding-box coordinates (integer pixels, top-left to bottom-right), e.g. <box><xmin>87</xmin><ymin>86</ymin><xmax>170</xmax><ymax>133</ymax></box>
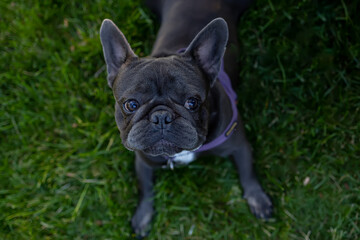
<box><xmin>1</xmin><ymin>0</ymin><xmax>359</xmax><ymax>239</ymax></box>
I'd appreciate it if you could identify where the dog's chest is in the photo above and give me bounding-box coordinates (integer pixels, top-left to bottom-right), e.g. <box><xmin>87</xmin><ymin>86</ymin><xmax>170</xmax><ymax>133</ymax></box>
<box><xmin>171</xmin><ymin>150</ymin><xmax>196</xmax><ymax>165</ymax></box>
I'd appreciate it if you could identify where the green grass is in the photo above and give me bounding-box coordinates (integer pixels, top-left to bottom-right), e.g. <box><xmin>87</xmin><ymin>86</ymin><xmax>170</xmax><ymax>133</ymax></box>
<box><xmin>1</xmin><ymin>0</ymin><xmax>359</xmax><ymax>239</ymax></box>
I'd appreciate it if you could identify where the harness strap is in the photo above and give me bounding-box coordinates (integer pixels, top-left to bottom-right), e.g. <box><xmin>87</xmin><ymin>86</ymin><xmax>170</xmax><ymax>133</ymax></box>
<box><xmin>195</xmin><ymin>58</ymin><xmax>238</xmax><ymax>152</ymax></box>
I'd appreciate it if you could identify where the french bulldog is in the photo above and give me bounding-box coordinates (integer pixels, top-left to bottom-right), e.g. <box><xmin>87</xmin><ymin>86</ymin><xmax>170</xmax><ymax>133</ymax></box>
<box><xmin>100</xmin><ymin>0</ymin><xmax>272</xmax><ymax>237</ymax></box>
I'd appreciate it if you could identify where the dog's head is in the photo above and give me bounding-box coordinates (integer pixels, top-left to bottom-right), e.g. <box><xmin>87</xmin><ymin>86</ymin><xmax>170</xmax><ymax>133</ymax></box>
<box><xmin>100</xmin><ymin>18</ymin><xmax>228</xmax><ymax>157</ymax></box>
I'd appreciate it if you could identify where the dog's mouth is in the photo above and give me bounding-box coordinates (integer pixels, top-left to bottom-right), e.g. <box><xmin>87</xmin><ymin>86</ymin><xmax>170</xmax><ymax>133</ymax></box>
<box><xmin>142</xmin><ymin>139</ymin><xmax>183</xmax><ymax>156</ymax></box>
<box><xmin>124</xmin><ymin>116</ymin><xmax>205</xmax><ymax>157</ymax></box>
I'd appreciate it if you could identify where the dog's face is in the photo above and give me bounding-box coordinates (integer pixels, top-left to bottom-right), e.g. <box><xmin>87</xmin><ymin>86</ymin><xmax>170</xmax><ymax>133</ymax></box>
<box><xmin>113</xmin><ymin>56</ymin><xmax>209</xmax><ymax>156</ymax></box>
<box><xmin>100</xmin><ymin>19</ymin><xmax>228</xmax><ymax>156</ymax></box>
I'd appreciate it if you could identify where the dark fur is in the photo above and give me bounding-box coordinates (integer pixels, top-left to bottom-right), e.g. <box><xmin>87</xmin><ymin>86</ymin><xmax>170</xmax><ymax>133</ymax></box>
<box><xmin>100</xmin><ymin>0</ymin><xmax>272</xmax><ymax>237</ymax></box>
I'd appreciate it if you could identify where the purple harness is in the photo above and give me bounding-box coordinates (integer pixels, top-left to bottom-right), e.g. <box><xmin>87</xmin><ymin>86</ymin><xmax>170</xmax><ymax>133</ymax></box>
<box><xmin>194</xmin><ymin>58</ymin><xmax>239</xmax><ymax>152</ymax></box>
<box><xmin>165</xmin><ymin>49</ymin><xmax>238</xmax><ymax>168</ymax></box>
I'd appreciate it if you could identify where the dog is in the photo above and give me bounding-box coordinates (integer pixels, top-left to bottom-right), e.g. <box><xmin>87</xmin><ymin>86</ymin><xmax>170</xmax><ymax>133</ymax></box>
<box><xmin>100</xmin><ymin>0</ymin><xmax>272</xmax><ymax>237</ymax></box>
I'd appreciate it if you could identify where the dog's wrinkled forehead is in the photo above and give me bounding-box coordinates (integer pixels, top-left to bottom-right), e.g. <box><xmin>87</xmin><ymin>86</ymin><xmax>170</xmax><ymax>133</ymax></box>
<box><xmin>113</xmin><ymin>56</ymin><xmax>208</xmax><ymax>103</ymax></box>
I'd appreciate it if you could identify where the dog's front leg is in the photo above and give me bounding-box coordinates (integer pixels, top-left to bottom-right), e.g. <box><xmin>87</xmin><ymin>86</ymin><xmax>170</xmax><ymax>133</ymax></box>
<box><xmin>131</xmin><ymin>152</ymin><xmax>155</xmax><ymax>238</ymax></box>
<box><xmin>232</xmin><ymin>139</ymin><xmax>273</xmax><ymax>219</ymax></box>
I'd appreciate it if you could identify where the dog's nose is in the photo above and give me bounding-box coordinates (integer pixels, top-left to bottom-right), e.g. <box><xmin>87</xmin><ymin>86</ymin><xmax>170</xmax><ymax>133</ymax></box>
<box><xmin>150</xmin><ymin>110</ymin><xmax>173</xmax><ymax>129</ymax></box>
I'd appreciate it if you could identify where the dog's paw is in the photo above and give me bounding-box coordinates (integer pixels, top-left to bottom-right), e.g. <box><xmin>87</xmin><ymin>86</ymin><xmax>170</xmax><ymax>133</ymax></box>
<box><xmin>244</xmin><ymin>189</ymin><xmax>273</xmax><ymax>219</ymax></box>
<box><xmin>131</xmin><ymin>201</ymin><xmax>154</xmax><ymax>238</ymax></box>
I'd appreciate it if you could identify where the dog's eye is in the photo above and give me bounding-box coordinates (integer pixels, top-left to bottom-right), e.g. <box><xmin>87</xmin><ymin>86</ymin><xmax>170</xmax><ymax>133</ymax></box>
<box><xmin>184</xmin><ymin>97</ymin><xmax>199</xmax><ymax>111</ymax></box>
<box><xmin>123</xmin><ymin>99</ymin><xmax>140</xmax><ymax>113</ymax></box>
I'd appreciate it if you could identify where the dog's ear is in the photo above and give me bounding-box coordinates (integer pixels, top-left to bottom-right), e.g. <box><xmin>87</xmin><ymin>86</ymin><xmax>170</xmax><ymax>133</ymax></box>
<box><xmin>100</xmin><ymin>19</ymin><xmax>137</xmax><ymax>88</ymax></box>
<box><xmin>184</xmin><ymin>18</ymin><xmax>228</xmax><ymax>86</ymax></box>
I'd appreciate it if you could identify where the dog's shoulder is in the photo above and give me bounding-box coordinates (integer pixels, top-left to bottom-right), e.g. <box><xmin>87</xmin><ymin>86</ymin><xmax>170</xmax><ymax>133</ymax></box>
<box><xmin>144</xmin><ymin>0</ymin><xmax>164</xmax><ymax>18</ymax></box>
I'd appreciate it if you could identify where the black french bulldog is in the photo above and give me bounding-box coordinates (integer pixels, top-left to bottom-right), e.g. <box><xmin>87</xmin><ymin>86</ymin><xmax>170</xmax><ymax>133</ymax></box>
<box><xmin>100</xmin><ymin>0</ymin><xmax>272</xmax><ymax>237</ymax></box>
